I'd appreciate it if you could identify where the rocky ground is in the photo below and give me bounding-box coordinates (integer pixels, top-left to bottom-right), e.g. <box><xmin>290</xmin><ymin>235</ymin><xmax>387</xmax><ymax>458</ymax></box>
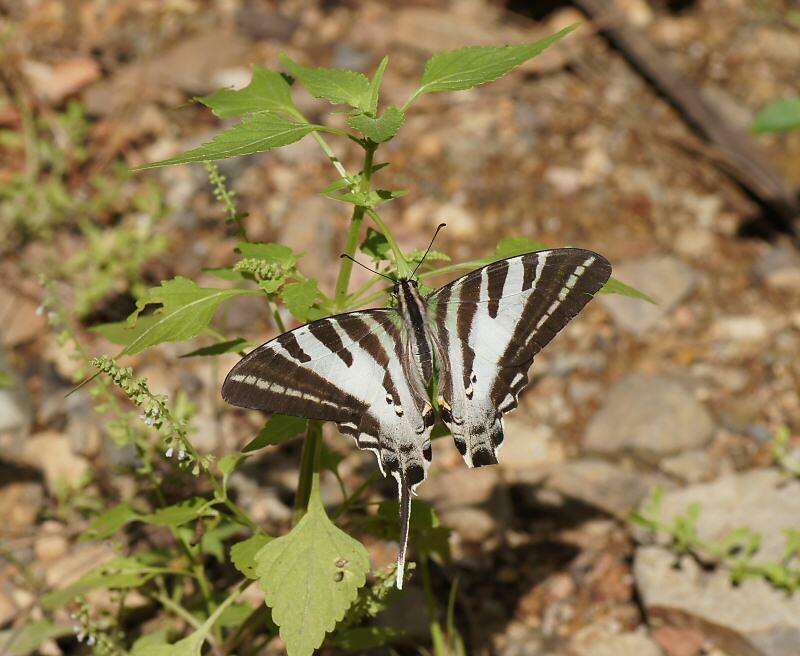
<box><xmin>2</xmin><ymin>0</ymin><xmax>800</xmax><ymax>655</ymax></box>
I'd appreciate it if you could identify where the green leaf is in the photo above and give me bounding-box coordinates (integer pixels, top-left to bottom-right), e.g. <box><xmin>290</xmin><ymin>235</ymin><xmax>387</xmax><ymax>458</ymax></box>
<box><xmin>408</xmin><ymin>249</ymin><xmax>450</xmax><ymax>266</ymax></box>
<box><xmin>5</xmin><ymin>621</ymin><xmax>71</xmax><ymax>656</ymax></box>
<box><xmin>599</xmin><ymin>277</ymin><xmax>657</xmax><ymax>305</ymax></box>
<box><xmin>199</xmin><ymin>65</ymin><xmax>299</xmax><ymax>118</ymax></box>
<box><xmin>200</xmin><ymin>522</ymin><xmax>242</xmax><ymax>562</ymax></box>
<box><xmin>218</xmin><ymin>453</ymin><xmax>244</xmax><ymax>476</ymax></box>
<box><xmin>113</xmin><ymin>277</ymin><xmax>257</xmax><ymax>355</ymax></box>
<box><xmin>360</xmin><ymin>227</ymin><xmax>391</xmax><ymax>261</ymax></box>
<box><xmin>85</xmin><ymin>503</ymin><xmax>141</xmax><ymax>540</ymax></box>
<box><xmin>368</xmin><ymin>56</ymin><xmax>389</xmax><ymax>115</ymax></box>
<box><xmin>280</xmin><ymin>54</ymin><xmax>371</xmax><ymax>111</ymax></box>
<box><xmin>231</xmin><ymin>533</ymin><xmax>273</xmax><ymax>578</ymax></box>
<box><xmin>752</xmin><ymin>97</ymin><xmax>800</xmax><ymax>134</ymax></box>
<box><xmin>180</xmin><ymin>338</ymin><xmax>251</xmax><ymax>358</ymax></box>
<box><xmin>281</xmin><ymin>280</ymin><xmax>322</xmax><ymax>322</ymax></box>
<box><xmin>130</xmin><ymin>630</ymin><xmax>171</xmax><ymax>656</ymax></box>
<box><xmin>347</xmin><ymin>107</ymin><xmax>405</xmax><ymax>143</ymax></box>
<box><xmin>254</xmin><ymin>488</ymin><xmax>370</xmax><ymax>656</ymax></box>
<box><xmin>243</xmin><ymin>415</ymin><xmax>308</xmax><ymax>452</ymax></box>
<box><xmin>137</xmin><ymin>112</ymin><xmax>317</xmax><ymax>168</ymax></box>
<box><xmin>237</xmin><ymin>241</ymin><xmax>298</xmax><ymax>266</ymax></box>
<box><xmin>412</xmin><ymin>25</ymin><xmax>577</xmax><ymax>99</ymax></box>
<box><xmin>144</xmin><ymin>497</ymin><xmax>215</xmax><ymax>527</ymax></box>
<box><xmin>494</xmin><ymin>236</ymin><xmax>547</xmax><ymax>259</ymax></box>
<box><xmin>329</xmin><ymin>626</ymin><xmax>404</xmax><ymax>651</ymax></box>
<box><xmin>0</xmin><ymin>370</ymin><xmax>13</xmax><ymax>389</ymax></box>
<box><xmin>91</xmin><ymin>314</ymin><xmax>161</xmax><ymax>346</ymax></box>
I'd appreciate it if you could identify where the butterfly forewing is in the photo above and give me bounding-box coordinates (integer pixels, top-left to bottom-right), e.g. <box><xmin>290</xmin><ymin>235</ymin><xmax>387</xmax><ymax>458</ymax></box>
<box><xmin>427</xmin><ymin>248</ymin><xmax>611</xmax><ymax>467</ymax></box>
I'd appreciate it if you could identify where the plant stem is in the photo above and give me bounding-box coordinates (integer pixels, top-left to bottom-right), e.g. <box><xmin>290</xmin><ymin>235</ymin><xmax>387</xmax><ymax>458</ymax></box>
<box><xmin>293</xmin><ymin>419</ymin><xmax>323</xmax><ymax>523</ymax></box>
<box><xmin>366</xmin><ymin>207</ymin><xmax>411</xmax><ymax>278</ymax></box>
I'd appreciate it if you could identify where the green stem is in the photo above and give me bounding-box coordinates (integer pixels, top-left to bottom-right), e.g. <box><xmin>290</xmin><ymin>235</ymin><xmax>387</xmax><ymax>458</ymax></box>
<box><xmin>152</xmin><ymin>592</ymin><xmax>206</xmax><ymax>633</ymax></box>
<box><xmin>293</xmin><ymin>420</ymin><xmax>323</xmax><ymax>523</ymax></box>
<box><xmin>366</xmin><ymin>208</ymin><xmax>411</xmax><ymax>278</ymax></box>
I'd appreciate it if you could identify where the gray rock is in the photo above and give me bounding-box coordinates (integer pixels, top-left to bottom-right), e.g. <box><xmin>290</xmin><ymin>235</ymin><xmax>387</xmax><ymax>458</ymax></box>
<box><xmin>644</xmin><ymin>469</ymin><xmax>800</xmax><ymax>563</ymax></box>
<box><xmin>584</xmin><ymin>374</ymin><xmax>714</xmax><ymax>456</ymax></box>
<box><xmin>0</xmin><ymin>388</ymin><xmax>30</xmax><ymax>437</ymax></box>
<box><xmin>546</xmin><ymin>459</ymin><xmax>661</xmax><ymax>519</ymax></box>
<box><xmin>635</xmin><ymin>546</ymin><xmax>800</xmax><ymax>656</ymax></box>
<box><xmin>332</xmin><ymin>45</ymin><xmax>371</xmax><ymax>72</ymax></box>
<box><xmin>599</xmin><ymin>255</ymin><xmax>696</xmax><ymax>336</ymax></box>
<box><xmin>659</xmin><ymin>449</ymin><xmax>718</xmax><ymax>483</ymax></box>
<box><xmin>571</xmin><ymin>625</ymin><xmax>663</xmax><ymax>656</ymax></box>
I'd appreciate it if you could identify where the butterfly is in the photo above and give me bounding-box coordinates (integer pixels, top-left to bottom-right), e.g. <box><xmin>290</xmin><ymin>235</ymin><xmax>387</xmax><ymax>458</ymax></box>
<box><xmin>222</xmin><ymin>239</ymin><xmax>611</xmax><ymax>588</ymax></box>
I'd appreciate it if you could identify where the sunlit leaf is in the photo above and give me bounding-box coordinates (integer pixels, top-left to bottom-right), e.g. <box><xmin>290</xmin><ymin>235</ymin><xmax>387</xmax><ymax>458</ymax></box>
<box><xmin>279</xmin><ymin>54</ymin><xmax>371</xmax><ymax>111</ymax></box>
<box><xmin>6</xmin><ymin>621</ymin><xmax>71</xmax><ymax>656</ymax></box>
<box><xmin>137</xmin><ymin>113</ymin><xmax>317</xmax><ymax>168</ymax></box>
<box><xmin>199</xmin><ymin>65</ymin><xmax>298</xmax><ymax>118</ymax></box>
<box><xmin>599</xmin><ymin>278</ymin><xmax>657</xmax><ymax>304</ymax></box>
<box><xmin>243</xmin><ymin>415</ymin><xmax>308</xmax><ymax>452</ymax></box>
<box><xmin>281</xmin><ymin>280</ymin><xmax>322</xmax><ymax>322</ymax></box>
<box><xmin>254</xmin><ymin>486</ymin><xmax>370</xmax><ymax>656</ymax></box>
<box><xmin>231</xmin><ymin>533</ymin><xmax>273</xmax><ymax>579</ymax></box>
<box><xmin>347</xmin><ymin>107</ymin><xmax>404</xmax><ymax>142</ymax></box>
<box><xmin>412</xmin><ymin>25</ymin><xmax>577</xmax><ymax>99</ymax></box>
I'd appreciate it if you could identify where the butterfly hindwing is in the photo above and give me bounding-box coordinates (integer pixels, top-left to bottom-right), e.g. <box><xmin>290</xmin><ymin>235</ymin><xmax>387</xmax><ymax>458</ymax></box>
<box><xmin>427</xmin><ymin>248</ymin><xmax>612</xmax><ymax>467</ymax></box>
<box><xmin>221</xmin><ymin>308</ymin><xmax>434</xmax><ymax>588</ymax></box>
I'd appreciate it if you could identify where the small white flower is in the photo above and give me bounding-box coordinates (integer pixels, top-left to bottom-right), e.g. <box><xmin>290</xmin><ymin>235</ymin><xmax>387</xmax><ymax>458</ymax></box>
<box><xmin>165</xmin><ymin>447</ymin><xmax>174</xmax><ymax>458</ymax></box>
<box><xmin>72</xmin><ymin>624</ymin><xmax>81</xmax><ymax>633</ymax></box>
<box><xmin>178</xmin><ymin>449</ymin><xmax>187</xmax><ymax>461</ymax></box>
<box><xmin>36</xmin><ymin>305</ymin><xmax>45</xmax><ymax>316</ymax></box>
<box><xmin>77</xmin><ymin>631</ymin><xmax>85</xmax><ymax>642</ymax></box>
<box><xmin>87</xmin><ymin>635</ymin><xmax>96</xmax><ymax>646</ymax></box>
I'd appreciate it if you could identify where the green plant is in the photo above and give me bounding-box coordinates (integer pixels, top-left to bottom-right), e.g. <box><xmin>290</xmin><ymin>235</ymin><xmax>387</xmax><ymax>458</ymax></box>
<box><xmin>752</xmin><ymin>97</ymin><xmax>800</xmax><ymax>134</ymax></box>
<box><xmin>12</xmin><ymin>28</ymin><xmax>651</xmax><ymax>656</ymax></box>
<box><xmin>632</xmin><ymin>487</ymin><xmax>800</xmax><ymax>592</ymax></box>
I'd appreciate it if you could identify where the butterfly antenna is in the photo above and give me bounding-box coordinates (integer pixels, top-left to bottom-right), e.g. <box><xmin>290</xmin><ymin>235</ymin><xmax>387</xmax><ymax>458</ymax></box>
<box><xmin>411</xmin><ymin>222</ymin><xmax>447</xmax><ymax>278</ymax></box>
<box><xmin>339</xmin><ymin>254</ymin><xmax>395</xmax><ymax>282</ymax></box>
<box><xmin>396</xmin><ymin>471</ymin><xmax>412</xmax><ymax>590</ymax></box>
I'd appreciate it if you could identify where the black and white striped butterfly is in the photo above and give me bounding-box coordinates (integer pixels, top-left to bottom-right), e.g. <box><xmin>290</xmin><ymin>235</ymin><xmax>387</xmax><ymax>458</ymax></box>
<box><xmin>222</xmin><ymin>244</ymin><xmax>611</xmax><ymax>588</ymax></box>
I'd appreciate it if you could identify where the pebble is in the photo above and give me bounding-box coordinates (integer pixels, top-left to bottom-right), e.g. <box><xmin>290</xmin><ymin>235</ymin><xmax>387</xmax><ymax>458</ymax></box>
<box><xmin>584</xmin><ymin>373</ymin><xmax>715</xmax><ymax>456</ymax></box>
<box><xmin>711</xmin><ymin>315</ymin><xmax>770</xmax><ymax>343</ymax></box>
<box><xmin>755</xmin><ymin>244</ymin><xmax>800</xmax><ymax>293</ymax></box>
<box><xmin>571</xmin><ymin>625</ymin><xmax>663</xmax><ymax>656</ymax></box>
<box><xmin>21</xmin><ymin>431</ymin><xmax>91</xmax><ymax>494</ymax></box>
<box><xmin>34</xmin><ymin>534</ymin><xmax>69</xmax><ymax>563</ymax></box>
<box><xmin>660</xmin><ymin>449</ymin><xmax>717</xmax><ymax>483</ymax></box>
<box><xmin>0</xmin><ymin>389</ymin><xmax>30</xmax><ymax>437</ymax></box>
<box><xmin>0</xmin><ymin>482</ymin><xmax>44</xmax><ymax>534</ymax></box>
<box><xmin>0</xmin><ymin>284</ymin><xmax>46</xmax><ymax>347</ymax></box>
<box><xmin>599</xmin><ymin>255</ymin><xmax>696</xmax><ymax>336</ymax></box>
<box><xmin>635</xmin><ymin>545</ymin><xmax>800</xmax><ymax>656</ymax></box>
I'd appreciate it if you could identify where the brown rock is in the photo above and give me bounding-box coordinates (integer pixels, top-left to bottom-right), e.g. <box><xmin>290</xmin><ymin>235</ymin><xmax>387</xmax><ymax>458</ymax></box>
<box><xmin>0</xmin><ymin>284</ymin><xmax>46</xmax><ymax>347</ymax></box>
<box><xmin>22</xmin><ymin>57</ymin><xmax>101</xmax><ymax>104</ymax></box>
<box><xmin>0</xmin><ymin>482</ymin><xmax>43</xmax><ymax>534</ymax></box>
<box><xmin>21</xmin><ymin>431</ymin><xmax>90</xmax><ymax>494</ymax></box>
<box><xmin>652</xmin><ymin>626</ymin><xmax>705</xmax><ymax>656</ymax></box>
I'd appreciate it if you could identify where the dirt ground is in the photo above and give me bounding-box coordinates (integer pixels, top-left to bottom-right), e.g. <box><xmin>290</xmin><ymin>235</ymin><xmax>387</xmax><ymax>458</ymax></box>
<box><xmin>2</xmin><ymin>1</ymin><xmax>800</xmax><ymax>655</ymax></box>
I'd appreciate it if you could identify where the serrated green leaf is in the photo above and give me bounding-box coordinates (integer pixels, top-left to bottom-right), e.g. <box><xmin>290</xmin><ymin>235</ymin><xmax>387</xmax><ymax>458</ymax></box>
<box><xmin>243</xmin><ymin>415</ymin><xmax>308</xmax><ymax>452</ymax></box>
<box><xmin>281</xmin><ymin>280</ymin><xmax>322</xmax><ymax>322</ymax></box>
<box><xmin>412</xmin><ymin>25</ymin><xmax>577</xmax><ymax>99</ymax></box>
<box><xmin>368</xmin><ymin>56</ymin><xmax>389</xmax><ymax>115</ymax></box>
<box><xmin>84</xmin><ymin>503</ymin><xmax>141</xmax><ymax>540</ymax></box>
<box><xmin>231</xmin><ymin>533</ymin><xmax>273</xmax><ymax>578</ymax></box>
<box><xmin>144</xmin><ymin>497</ymin><xmax>215</xmax><ymax>527</ymax></box>
<box><xmin>200</xmin><ymin>522</ymin><xmax>242</xmax><ymax>563</ymax></box>
<box><xmin>279</xmin><ymin>54</ymin><xmax>371</xmax><ymax>111</ymax></box>
<box><xmin>254</xmin><ymin>488</ymin><xmax>370</xmax><ymax>656</ymax></box>
<box><xmin>138</xmin><ymin>112</ymin><xmax>317</xmax><ymax>168</ymax></box>
<box><xmin>752</xmin><ymin>97</ymin><xmax>800</xmax><ymax>134</ymax></box>
<box><xmin>199</xmin><ymin>65</ymin><xmax>298</xmax><ymax>118</ymax></box>
<box><xmin>360</xmin><ymin>227</ymin><xmax>391</xmax><ymax>261</ymax></box>
<box><xmin>599</xmin><ymin>278</ymin><xmax>657</xmax><ymax>305</ymax></box>
<box><xmin>6</xmin><ymin>621</ymin><xmax>71</xmax><ymax>656</ymax></box>
<box><xmin>107</xmin><ymin>277</ymin><xmax>258</xmax><ymax>355</ymax></box>
<box><xmin>347</xmin><ymin>107</ymin><xmax>405</xmax><ymax>143</ymax></box>
<box><xmin>237</xmin><ymin>242</ymin><xmax>298</xmax><ymax>266</ymax></box>
<box><xmin>408</xmin><ymin>249</ymin><xmax>450</xmax><ymax>265</ymax></box>
<box><xmin>494</xmin><ymin>236</ymin><xmax>547</xmax><ymax>259</ymax></box>
<box><xmin>180</xmin><ymin>338</ymin><xmax>251</xmax><ymax>358</ymax></box>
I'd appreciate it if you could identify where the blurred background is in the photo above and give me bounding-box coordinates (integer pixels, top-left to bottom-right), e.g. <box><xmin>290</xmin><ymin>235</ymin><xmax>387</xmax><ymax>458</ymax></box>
<box><xmin>1</xmin><ymin>1</ymin><xmax>800</xmax><ymax>654</ymax></box>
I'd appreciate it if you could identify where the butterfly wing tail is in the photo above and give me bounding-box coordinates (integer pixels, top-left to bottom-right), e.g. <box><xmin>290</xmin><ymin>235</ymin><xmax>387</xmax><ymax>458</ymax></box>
<box><xmin>395</xmin><ymin>469</ymin><xmax>412</xmax><ymax>590</ymax></box>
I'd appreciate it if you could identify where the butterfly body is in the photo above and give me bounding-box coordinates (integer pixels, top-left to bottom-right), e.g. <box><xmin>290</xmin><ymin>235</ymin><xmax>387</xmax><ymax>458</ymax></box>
<box><xmin>222</xmin><ymin>248</ymin><xmax>612</xmax><ymax>587</ymax></box>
